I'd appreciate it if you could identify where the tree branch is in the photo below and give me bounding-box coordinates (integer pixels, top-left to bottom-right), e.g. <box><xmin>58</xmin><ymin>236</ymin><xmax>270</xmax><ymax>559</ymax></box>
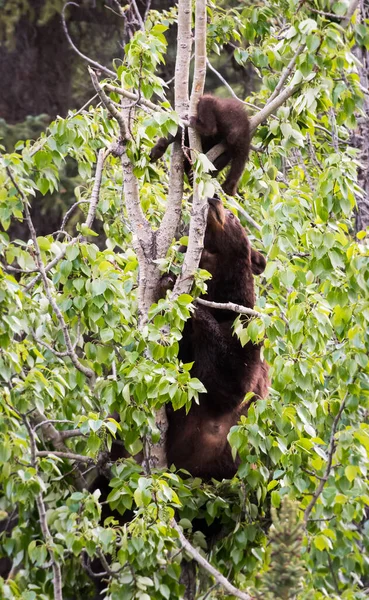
<box><xmin>249</xmin><ymin>84</ymin><xmax>300</xmax><ymax>133</ymax></box>
<box><xmin>23</xmin><ymin>413</ymin><xmax>63</xmax><ymax>600</ymax></box>
<box><xmin>89</xmin><ymin>68</ymin><xmax>127</xmax><ymax>134</ymax></box>
<box><xmin>6</xmin><ymin>166</ymin><xmax>94</xmax><ymax>379</ymax></box>
<box><xmin>62</xmin><ymin>2</ymin><xmax>115</xmax><ymax>77</ymax></box>
<box><xmin>156</xmin><ymin>0</ymin><xmax>192</xmax><ymax>257</ymax></box>
<box><xmin>171</xmin><ymin>520</ymin><xmax>253</xmax><ymax>600</ymax></box>
<box><xmin>173</xmin><ymin>0</ymin><xmax>208</xmax><ymax>299</ymax></box>
<box><xmin>36</xmin><ymin>451</ymin><xmax>92</xmax><ymax>464</ymax></box>
<box><xmin>197</xmin><ymin>298</ymin><xmax>263</xmax><ymax>318</ymax></box>
<box><xmin>24</xmin><ymin>144</ymin><xmax>111</xmax><ymax>292</ymax></box>
<box><xmin>267</xmin><ymin>44</ymin><xmax>305</xmax><ymax>104</ymax></box>
<box><xmin>303</xmin><ymin>393</ymin><xmax>348</xmax><ymax>524</ymax></box>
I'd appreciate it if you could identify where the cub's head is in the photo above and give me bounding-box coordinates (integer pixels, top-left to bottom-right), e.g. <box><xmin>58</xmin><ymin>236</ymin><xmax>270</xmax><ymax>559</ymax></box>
<box><xmin>203</xmin><ymin>197</ymin><xmax>266</xmax><ymax>275</ymax></box>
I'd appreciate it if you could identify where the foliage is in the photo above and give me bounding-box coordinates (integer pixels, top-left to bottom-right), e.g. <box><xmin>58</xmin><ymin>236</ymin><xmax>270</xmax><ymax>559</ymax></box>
<box><xmin>0</xmin><ymin>1</ymin><xmax>369</xmax><ymax>599</ymax></box>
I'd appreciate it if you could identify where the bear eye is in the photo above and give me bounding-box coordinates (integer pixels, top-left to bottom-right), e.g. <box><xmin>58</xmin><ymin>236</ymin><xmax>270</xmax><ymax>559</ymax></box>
<box><xmin>229</xmin><ymin>213</ymin><xmax>234</xmax><ymax>219</ymax></box>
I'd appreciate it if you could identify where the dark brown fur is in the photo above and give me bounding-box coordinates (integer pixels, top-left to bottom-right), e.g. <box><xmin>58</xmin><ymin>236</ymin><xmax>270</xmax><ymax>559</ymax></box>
<box><xmin>150</xmin><ymin>96</ymin><xmax>250</xmax><ymax>196</ymax></box>
<box><xmin>166</xmin><ymin>198</ymin><xmax>268</xmax><ymax>480</ymax></box>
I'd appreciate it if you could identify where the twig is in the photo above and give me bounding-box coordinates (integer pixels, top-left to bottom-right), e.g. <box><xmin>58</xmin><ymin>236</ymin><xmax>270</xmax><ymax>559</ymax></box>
<box><xmin>249</xmin><ymin>84</ymin><xmax>300</xmax><ymax>133</ymax></box>
<box><xmin>23</xmin><ymin>413</ymin><xmax>63</xmax><ymax>600</ymax></box>
<box><xmin>314</xmin><ymin>123</ymin><xmax>347</xmax><ymax>144</ymax></box>
<box><xmin>59</xmin><ymin>429</ymin><xmax>86</xmax><ymax>440</ymax></box>
<box><xmin>267</xmin><ymin>44</ymin><xmax>305</xmax><ymax>105</ymax></box>
<box><xmin>328</xmin><ymin>107</ymin><xmax>339</xmax><ymax>152</ymax></box>
<box><xmin>197</xmin><ymin>298</ymin><xmax>263</xmax><ymax>318</ymax></box>
<box><xmin>227</xmin><ymin>197</ymin><xmax>262</xmax><ymax>231</ymax></box>
<box><xmin>206</xmin><ymin>60</ymin><xmax>256</xmax><ymax>109</ymax></box>
<box><xmin>307</xmin><ymin>6</ymin><xmax>340</xmax><ymax>18</ymax></box>
<box><xmin>103</xmin><ymin>83</ymin><xmax>159</xmax><ymax>111</ymax></box>
<box><xmin>171</xmin><ymin>520</ymin><xmax>253</xmax><ymax>600</ymax></box>
<box><xmin>36</xmin><ymin>451</ymin><xmax>92</xmax><ymax>464</ymax></box>
<box><xmin>62</xmin><ymin>2</ymin><xmax>115</xmax><ymax>77</ymax></box>
<box><xmin>130</xmin><ymin>0</ymin><xmax>144</xmax><ymax>29</ymax></box>
<box><xmin>84</xmin><ymin>146</ymin><xmax>110</xmax><ymax>228</ymax></box>
<box><xmin>303</xmin><ymin>393</ymin><xmax>348</xmax><ymax>524</ymax></box>
<box><xmin>89</xmin><ymin>68</ymin><xmax>127</xmax><ymax>134</ymax></box>
<box><xmin>32</xmin><ymin>334</ymin><xmax>70</xmax><ymax>357</ymax></box>
<box><xmin>57</xmin><ymin>200</ymin><xmax>89</xmax><ymax>240</ymax></box>
<box><xmin>34</xmin><ymin>419</ymin><xmax>75</xmax><ymax>431</ymax></box>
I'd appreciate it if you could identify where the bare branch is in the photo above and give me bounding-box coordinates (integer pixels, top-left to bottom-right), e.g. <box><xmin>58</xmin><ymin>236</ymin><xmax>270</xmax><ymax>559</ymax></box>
<box><xmin>249</xmin><ymin>84</ymin><xmax>300</xmax><ymax>133</ymax></box>
<box><xmin>57</xmin><ymin>200</ymin><xmax>89</xmax><ymax>240</ymax></box>
<box><xmin>206</xmin><ymin>59</ymin><xmax>258</xmax><ymax>110</ymax></box>
<box><xmin>130</xmin><ymin>0</ymin><xmax>145</xmax><ymax>29</ymax></box>
<box><xmin>171</xmin><ymin>520</ymin><xmax>253</xmax><ymax>600</ymax></box>
<box><xmin>103</xmin><ymin>83</ymin><xmax>159</xmax><ymax>111</ymax></box>
<box><xmin>197</xmin><ymin>298</ymin><xmax>263</xmax><ymax>318</ymax></box>
<box><xmin>36</xmin><ymin>450</ymin><xmax>92</xmax><ymax>464</ymax></box>
<box><xmin>267</xmin><ymin>44</ymin><xmax>305</xmax><ymax>104</ymax></box>
<box><xmin>89</xmin><ymin>68</ymin><xmax>127</xmax><ymax>134</ymax></box>
<box><xmin>227</xmin><ymin>196</ymin><xmax>262</xmax><ymax>232</ymax></box>
<box><xmin>6</xmin><ymin>166</ymin><xmax>94</xmax><ymax>379</ymax></box>
<box><xmin>62</xmin><ymin>2</ymin><xmax>115</xmax><ymax>77</ymax></box>
<box><xmin>22</xmin><ymin>413</ymin><xmax>63</xmax><ymax>600</ymax></box>
<box><xmin>303</xmin><ymin>393</ymin><xmax>348</xmax><ymax>524</ymax></box>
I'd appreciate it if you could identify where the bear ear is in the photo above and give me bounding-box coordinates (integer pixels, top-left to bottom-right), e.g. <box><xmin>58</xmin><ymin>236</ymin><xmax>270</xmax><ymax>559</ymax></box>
<box><xmin>251</xmin><ymin>248</ymin><xmax>266</xmax><ymax>275</ymax></box>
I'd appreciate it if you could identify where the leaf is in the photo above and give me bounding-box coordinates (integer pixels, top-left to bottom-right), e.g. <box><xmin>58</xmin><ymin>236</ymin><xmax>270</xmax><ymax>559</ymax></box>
<box><xmin>345</xmin><ymin>465</ymin><xmax>358</xmax><ymax>483</ymax></box>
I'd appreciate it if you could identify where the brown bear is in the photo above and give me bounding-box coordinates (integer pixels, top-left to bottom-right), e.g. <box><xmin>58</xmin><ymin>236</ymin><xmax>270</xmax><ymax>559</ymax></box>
<box><xmin>150</xmin><ymin>95</ymin><xmax>250</xmax><ymax>196</ymax></box>
<box><xmin>166</xmin><ymin>197</ymin><xmax>268</xmax><ymax>480</ymax></box>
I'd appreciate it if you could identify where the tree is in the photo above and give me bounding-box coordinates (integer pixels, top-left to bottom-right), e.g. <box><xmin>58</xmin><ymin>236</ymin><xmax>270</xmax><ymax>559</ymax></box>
<box><xmin>1</xmin><ymin>0</ymin><xmax>369</xmax><ymax>599</ymax></box>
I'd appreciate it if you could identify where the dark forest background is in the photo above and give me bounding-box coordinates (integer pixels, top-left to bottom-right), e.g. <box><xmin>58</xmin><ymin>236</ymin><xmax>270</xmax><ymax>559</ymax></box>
<box><xmin>0</xmin><ymin>0</ymin><xmax>255</xmax><ymax>240</ymax></box>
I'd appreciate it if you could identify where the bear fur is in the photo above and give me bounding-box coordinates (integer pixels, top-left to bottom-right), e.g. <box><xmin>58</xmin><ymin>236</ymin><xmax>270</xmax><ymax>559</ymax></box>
<box><xmin>150</xmin><ymin>95</ymin><xmax>250</xmax><ymax>196</ymax></box>
<box><xmin>166</xmin><ymin>197</ymin><xmax>268</xmax><ymax>479</ymax></box>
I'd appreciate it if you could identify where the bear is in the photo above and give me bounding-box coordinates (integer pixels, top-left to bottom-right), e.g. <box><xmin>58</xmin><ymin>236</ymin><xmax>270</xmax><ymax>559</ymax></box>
<box><xmin>150</xmin><ymin>95</ymin><xmax>250</xmax><ymax>196</ymax></box>
<box><xmin>165</xmin><ymin>197</ymin><xmax>268</xmax><ymax>480</ymax></box>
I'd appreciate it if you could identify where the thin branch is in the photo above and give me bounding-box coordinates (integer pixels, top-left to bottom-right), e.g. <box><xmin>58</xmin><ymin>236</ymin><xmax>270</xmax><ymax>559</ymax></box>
<box><xmin>32</xmin><ymin>334</ymin><xmax>70</xmax><ymax>357</ymax></box>
<box><xmin>36</xmin><ymin>451</ymin><xmax>92</xmax><ymax>464</ymax></box>
<box><xmin>57</xmin><ymin>200</ymin><xmax>89</xmax><ymax>240</ymax></box>
<box><xmin>267</xmin><ymin>44</ymin><xmax>305</xmax><ymax>105</ymax></box>
<box><xmin>307</xmin><ymin>6</ymin><xmax>341</xmax><ymax>18</ymax></box>
<box><xmin>206</xmin><ymin>60</ymin><xmax>260</xmax><ymax>111</ymax></box>
<box><xmin>227</xmin><ymin>196</ymin><xmax>262</xmax><ymax>232</ymax></box>
<box><xmin>59</xmin><ymin>429</ymin><xmax>86</xmax><ymax>440</ymax></box>
<box><xmin>197</xmin><ymin>298</ymin><xmax>263</xmax><ymax>318</ymax></box>
<box><xmin>89</xmin><ymin>68</ymin><xmax>127</xmax><ymax>134</ymax></box>
<box><xmin>103</xmin><ymin>83</ymin><xmax>159</xmax><ymax>111</ymax></box>
<box><xmin>34</xmin><ymin>419</ymin><xmax>75</xmax><ymax>432</ymax></box>
<box><xmin>24</xmin><ymin>144</ymin><xmax>110</xmax><ymax>292</ymax></box>
<box><xmin>314</xmin><ymin>123</ymin><xmax>347</xmax><ymax>144</ymax></box>
<box><xmin>303</xmin><ymin>393</ymin><xmax>348</xmax><ymax>524</ymax></box>
<box><xmin>84</xmin><ymin>146</ymin><xmax>110</xmax><ymax>228</ymax></box>
<box><xmin>23</xmin><ymin>413</ymin><xmax>63</xmax><ymax>600</ymax></box>
<box><xmin>62</xmin><ymin>2</ymin><xmax>115</xmax><ymax>77</ymax></box>
<box><xmin>24</xmin><ymin>239</ymin><xmax>78</xmax><ymax>293</ymax></box>
<box><xmin>249</xmin><ymin>84</ymin><xmax>300</xmax><ymax>133</ymax></box>
<box><xmin>171</xmin><ymin>520</ymin><xmax>253</xmax><ymax>600</ymax></box>
<box><xmin>130</xmin><ymin>0</ymin><xmax>144</xmax><ymax>29</ymax></box>
<box><xmin>6</xmin><ymin>166</ymin><xmax>94</xmax><ymax>379</ymax></box>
